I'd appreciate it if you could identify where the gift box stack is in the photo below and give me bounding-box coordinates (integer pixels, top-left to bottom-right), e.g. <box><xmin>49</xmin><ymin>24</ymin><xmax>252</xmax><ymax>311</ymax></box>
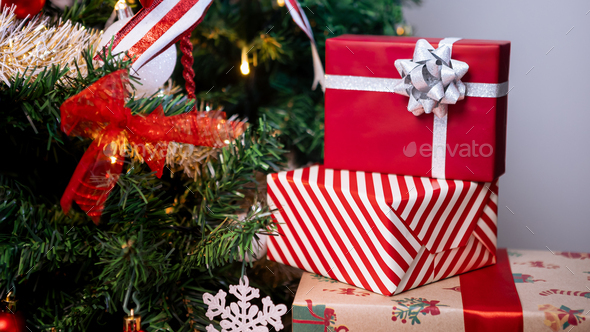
<box><xmin>266</xmin><ymin>35</ymin><xmax>511</xmax><ymax>297</ymax></box>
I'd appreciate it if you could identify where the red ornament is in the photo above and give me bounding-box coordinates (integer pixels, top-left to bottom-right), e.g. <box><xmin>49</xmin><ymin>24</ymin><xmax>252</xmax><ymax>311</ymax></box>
<box><xmin>0</xmin><ymin>312</ymin><xmax>25</xmax><ymax>332</ymax></box>
<box><xmin>139</xmin><ymin>0</ymin><xmax>154</xmax><ymax>8</ymax></box>
<box><xmin>2</xmin><ymin>0</ymin><xmax>46</xmax><ymax>19</ymax></box>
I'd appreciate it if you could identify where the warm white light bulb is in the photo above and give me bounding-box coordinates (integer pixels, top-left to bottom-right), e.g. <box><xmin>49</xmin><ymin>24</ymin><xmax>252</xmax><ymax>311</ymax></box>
<box><xmin>115</xmin><ymin>0</ymin><xmax>127</xmax><ymax>10</ymax></box>
<box><xmin>277</xmin><ymin>0</ymin><xmax>285</xmax><ymax>7</ymax></box>
<box><xmin>240</xmin><ymin>60</ymin><xmax>250</xmax><ymax>75</ymax></box>
<box><xmin>240</xmin><ymin>46</ymin><xmax>250</xmax><ymax>75</ymax></box>
<box><xmin>110</xmin><ymin>156</ymin><xmax>117</xmax><ymax>164</ymax></box>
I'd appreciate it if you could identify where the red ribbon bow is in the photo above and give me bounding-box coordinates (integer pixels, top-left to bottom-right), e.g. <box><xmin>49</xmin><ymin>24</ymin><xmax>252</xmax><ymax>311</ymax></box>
<box><xmin>60</xmin><ymin>69</ymin><xmax>245</xmax><ymax>223</ymax></box>
<box><xmin>420</xmin><ymin>300</ymin><xmax>441</xmax><ymax>316</ymax></box>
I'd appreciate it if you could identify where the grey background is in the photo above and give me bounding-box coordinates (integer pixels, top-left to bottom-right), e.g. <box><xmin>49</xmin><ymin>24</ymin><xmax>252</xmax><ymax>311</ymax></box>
<box><xmin>403</xmin><ymin>0</ymin><xmax>590</xmax><ymax>252</ymax></box>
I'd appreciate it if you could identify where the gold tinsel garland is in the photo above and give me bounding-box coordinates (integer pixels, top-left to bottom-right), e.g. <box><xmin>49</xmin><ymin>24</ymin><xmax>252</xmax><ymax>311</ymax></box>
<box><xmin>166</xmin><ymin>143</ymin><xmax>219</xmax><ymax>180</ymax></box>
<box><xmin>164</xmin><ymin>111</ymin><xmax>248</xmax><ymax>180</ymax></box>
<box><xmin>105</xmin><ymin>108</ymin><xmax>246</xmax><ymax>182</ymax></box>
<box><xmin>0</xmin><ymin>5</ymin><xmax>101</xmax><ymax>86</ymax></box>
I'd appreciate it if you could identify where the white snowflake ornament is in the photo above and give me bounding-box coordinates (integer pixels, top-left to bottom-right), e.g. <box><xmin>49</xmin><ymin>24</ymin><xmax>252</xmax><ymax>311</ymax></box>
<box><xmin>203</xmin><ymin>276</ymin><xmax>288</xmax><ymax>332</ymax></box>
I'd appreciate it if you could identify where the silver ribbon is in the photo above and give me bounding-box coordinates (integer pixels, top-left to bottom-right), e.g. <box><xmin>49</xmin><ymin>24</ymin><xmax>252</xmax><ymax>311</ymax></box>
<box><xmin>325</xmin><ymin>38</ymin><xmax>509</xmax><ymax>179</ymax></box>
<box><xmin>324</xmin><ymin>75</ymin><xmax>508</xmax><ymax>98</ymax></box>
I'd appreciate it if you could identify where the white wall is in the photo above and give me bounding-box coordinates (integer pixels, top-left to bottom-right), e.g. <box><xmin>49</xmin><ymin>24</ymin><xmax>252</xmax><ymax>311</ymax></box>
<box><xmin>403</xmin><ymin>0</ymin><xmax>590</xmax><ymax>252</ymax></box>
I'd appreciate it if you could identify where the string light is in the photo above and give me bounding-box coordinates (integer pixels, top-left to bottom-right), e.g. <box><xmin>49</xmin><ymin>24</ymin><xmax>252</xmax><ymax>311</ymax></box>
<box><xmin>277</xmin><ymin>0</ymin><xmax>285</xmax><ymax>6</ymax></box>
<box><xmin>110</xmin><ymin>156</ymin><xmax>117</xmax><ymax>164</ymax></box>
<box><xmin>395</xmin><ymin>23</ymin><xmax>413</xmax><ymax>36</ymax></box>
<box><xmin>240</xmin><ymin>46</ymin><xmax>250</xmax><ymax>75</ymax></box>
<box><xmin>114</xmin><ymin>0</ymin><xmax>127</xmax><ymax>10</ymax></box>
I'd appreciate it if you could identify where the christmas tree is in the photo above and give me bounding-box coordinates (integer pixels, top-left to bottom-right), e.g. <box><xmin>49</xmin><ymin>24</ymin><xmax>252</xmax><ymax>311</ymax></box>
<box><xmin>0</xmin><ymin>0</ymin><xmax>415</xmax><ymax>331</ymax></box>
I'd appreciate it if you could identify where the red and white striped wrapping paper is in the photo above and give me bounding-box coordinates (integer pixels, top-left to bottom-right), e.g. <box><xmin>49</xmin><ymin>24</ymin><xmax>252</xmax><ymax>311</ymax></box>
<box><xmin>267</xmin><ymin>165</ymin><xmax>498</xmax><ymax>295</ymax></box>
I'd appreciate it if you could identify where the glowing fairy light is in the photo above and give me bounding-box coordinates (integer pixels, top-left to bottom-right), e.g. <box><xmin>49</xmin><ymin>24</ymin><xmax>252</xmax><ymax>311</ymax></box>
<box><xmin>240</xmin><ymin>46</ymin><xmax>250</xmax><ymax>75</ymax></box>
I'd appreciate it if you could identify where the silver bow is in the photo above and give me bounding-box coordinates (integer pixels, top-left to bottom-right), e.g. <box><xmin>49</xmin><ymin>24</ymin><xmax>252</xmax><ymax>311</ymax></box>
<box><xmin>394</xmin><ymin>39</ymin><xmax>469</xmax><ymax>118</ymax></box>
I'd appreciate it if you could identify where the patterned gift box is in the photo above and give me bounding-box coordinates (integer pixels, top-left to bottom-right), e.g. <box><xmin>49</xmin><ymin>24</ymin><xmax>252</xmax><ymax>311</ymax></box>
<box><xmin>267</xmin><ymin>165</ymin><xmax>498</xmax><ymax>296</ymax></box>
<box><xmin>292</xmin><ymin>249</ymin><xmax>590</xmax><ymax>332</ymax></box>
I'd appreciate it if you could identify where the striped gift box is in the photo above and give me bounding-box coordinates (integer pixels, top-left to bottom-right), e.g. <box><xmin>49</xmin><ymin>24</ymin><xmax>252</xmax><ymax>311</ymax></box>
<box><xmin>267</xmin><ymin>165</ymin><xmax>498</xmax><ymax>296</ymax></box>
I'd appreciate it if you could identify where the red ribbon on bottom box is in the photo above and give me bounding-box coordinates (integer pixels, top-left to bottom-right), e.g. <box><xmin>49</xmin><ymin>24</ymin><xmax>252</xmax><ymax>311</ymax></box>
<box><xmin>460</xmin><ymin>248</ymin><xmax>523</xmax><ymax>331</ymax></box>
<box><xmin>461</xmin><ymin>249</ymin><xmax>585</xmax><ymax>331</ymax></box>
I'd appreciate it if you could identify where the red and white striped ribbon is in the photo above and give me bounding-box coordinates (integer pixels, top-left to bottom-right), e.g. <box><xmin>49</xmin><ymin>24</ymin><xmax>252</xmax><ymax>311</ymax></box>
<box><xmin>285</xmin><ymin>0</ymin><xmax>325</xmax><ymax>91</ymax></box>
<box><xmin>266</xmin><ymin>165</ymin><xmax>498</xmax><ymax>295</ymax></box>
<box><xmin>102</xmin><ymin>0</ymin><xmax>214</xmax><ymax>72</ymax></box>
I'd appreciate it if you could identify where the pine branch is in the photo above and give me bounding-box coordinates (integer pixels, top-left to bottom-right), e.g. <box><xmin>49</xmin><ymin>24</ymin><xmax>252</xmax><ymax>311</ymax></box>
<box><xmin>260</xmin><ymin>92</ymin><xmax>324</xmax><ymax>162</ymax></box>
<box><xmin>57</xmin><ymin>0</ymin><xmax>121</xmax><ymax>28</ymax></box>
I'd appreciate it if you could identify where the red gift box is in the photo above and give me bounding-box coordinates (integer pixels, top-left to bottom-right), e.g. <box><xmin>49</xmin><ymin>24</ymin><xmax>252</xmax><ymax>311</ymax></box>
<box><xmin>267</xmin><ymin>165</ymin><xmax>498</xmax><ymax>296</ymax></box>
<box><xmin>324</xmin><ymin>35</ymin><xmax>510</xmax><ymax>182</ymax></box>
